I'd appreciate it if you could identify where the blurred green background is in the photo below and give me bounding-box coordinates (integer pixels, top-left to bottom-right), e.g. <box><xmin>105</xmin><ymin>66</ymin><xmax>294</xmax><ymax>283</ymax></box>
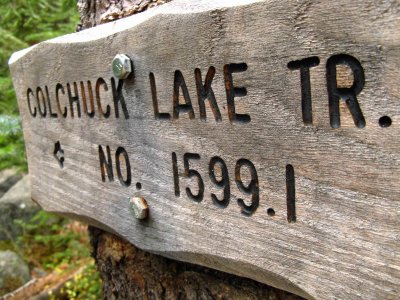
<box><xmin>0</xmin><ymin>0</ymin><xmax>78</xmax><ymax>170</ymax></box>
<box><xmin>0</xmin><ymin>1</ymin><xmax>102</xmax><ymax>298</ymax></box>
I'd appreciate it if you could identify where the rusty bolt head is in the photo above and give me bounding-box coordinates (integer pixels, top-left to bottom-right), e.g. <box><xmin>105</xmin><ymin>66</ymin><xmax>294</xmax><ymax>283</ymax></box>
<box><xmin>112</xmin><ymin>54</ymin><xmax>132</xmax><ymax>79</ymax></box>
<box><xmin>129</xmin><ymin>197</ymin><xmax>149</xmax><ymax>220</ymax></box>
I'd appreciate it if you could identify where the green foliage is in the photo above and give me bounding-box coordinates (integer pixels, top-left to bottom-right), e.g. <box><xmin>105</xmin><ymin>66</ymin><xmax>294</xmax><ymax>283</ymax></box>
<box><xmin>0</xmin><ymin>115</ymin><xmax>26</xmax><ymax>171</ymax></box>
<box><xmin>60</xmin><ymin>263</ymin><xmax>102</xmax><ymax>300</ymax></box>
<box><xmin>0</xmin><ymin>0</ymin><xmax>79</xmax><ymax>170</ymax></box>
<box><xmin>0</xmin><ymin>0</ymin><xmax>79</xmax><ymax>114</ymax></box>
<box><xmin>14</xmin><ymin>210</ymin><xmax>89</xmax><ymax>269</ymax></box>
<box><xmin>10</xmin><ymin>211</ymin><xmax>102</xmax><ymax>298</ymax></box>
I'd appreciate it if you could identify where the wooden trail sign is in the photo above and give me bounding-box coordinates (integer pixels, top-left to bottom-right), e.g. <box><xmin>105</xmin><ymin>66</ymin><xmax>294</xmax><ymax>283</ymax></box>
<box><xmin>9</xmin><ymin>0</ymin><xmax>400</xmax><ymax>299</ymax></box>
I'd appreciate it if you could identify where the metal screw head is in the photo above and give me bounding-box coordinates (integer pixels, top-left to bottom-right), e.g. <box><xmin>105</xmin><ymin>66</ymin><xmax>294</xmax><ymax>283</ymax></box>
<box><xmin>129</xmin><ymin>197</ymin><xmax>149</xmax><ymax>220</ymax></box>
<box><xmin>112</xmin><ymin>54</ymin><xmax>132</xmax><ymax>79</ymax></box>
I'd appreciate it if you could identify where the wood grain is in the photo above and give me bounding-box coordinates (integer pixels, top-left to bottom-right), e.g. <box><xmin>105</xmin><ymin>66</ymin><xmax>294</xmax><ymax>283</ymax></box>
<box><xmin>9</xmin><ymin>0</ymin><xmax>400</xmax><ymax>299</ymax></box>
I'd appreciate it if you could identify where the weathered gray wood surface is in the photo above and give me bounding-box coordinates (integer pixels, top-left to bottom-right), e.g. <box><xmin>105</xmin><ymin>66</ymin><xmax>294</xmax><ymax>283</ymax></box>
<box><xmin>9</xmin><ymin>0</ymin><xmax>400</xmax><ymax>299</ymax></box>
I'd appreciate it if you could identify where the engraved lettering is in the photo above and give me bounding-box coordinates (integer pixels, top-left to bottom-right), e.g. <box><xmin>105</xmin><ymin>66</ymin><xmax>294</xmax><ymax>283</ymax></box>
<box><xmin>235</xmin><ymin>158</ymin><xmax>259</xmax><ymax>215</ymax></box>
<box><xmin>95</xmin><ymin>77</ymin><xmax>111</xmax><ymax>118</ymax></box>
<box><xmin>286</xmin><ymin>164</ymin><xmax>296</xmax><ymax>223</ymax></box>
<box><xmin>27</xmin><ymin>88</ymin><xmax>37</xmax><ymax>117</ymax></box>
<box><xmin>326</xmin><ymin>54</ymin><xmax>366</xmax><ymax>128</ymax></box>
<box><xmin>173</xmin><ymin>152</ymin><xmax>263</xmax><ymax>217</ymax></box>
<box><xmin>287</xmin><ymin>57</ymin><xmax>320</xmax><ymax>124</ymax></box>
<box><xmin>81</xmin><ymin>81</ymin><xmax>95</xmax><ymax>118</ymax></box>
<box><xmin>45</xmin><ymin>86</ymin><xmax>57</xmax><ymax>118</ymax></box>
<box><xmin>115</xmin><ymin>146</ymin><xmax>131</xmax><ymax>187</ymax></box>
<box><xmin>150</xmin><ymin>72</ymin><xmax>171</xmax><ymax>120</ymax></box>
<box><xmin>172</xmin><ymin>152</ymin><xmax>180</xmax><ymax>196</ymax></box>
<box><xmin>224</xmin><ymin>63</ymin><xmax>250</xmax><ymax>123</ymax></box>
<box><xmin>111</xmin><ymin>78</ymin><xmax>129</xmax><ymax>119</ymax></box>
<box><xmin>56</xmin><ymin>83</ymin><xmax>67</xmax><ymax>118</ymax></box>
<box><xmin>209</xmin><ymin>156</ymin><xmax>230</xmax><ymax>207</ymax></box>
<box><xmin>183</xmin><ymin>153</ymin><xmax>204</xmax><ymax>202</ymax></box>
<box><xmin>98</xmin><ymin>145</ymin><xmax>114</xmax><ymax>182</ymax></box>
<box><xmin>67</xmin><ymin>82</ymin><xmax>81</xmax><ymax>118</ymax></box>
<box><xmin>195</xmin><ymin>66</ymin><xmax>221</xmax><ymax>121</ymax></box>
<box><xmin>173</xmin><ymin>70</ymin><xmax>195</xmax><ymax>119</ymax></box>
<box><xmin>36</xmin><ymin>87</ymin><xmax>47</xmax><ymax>117</ymax></box>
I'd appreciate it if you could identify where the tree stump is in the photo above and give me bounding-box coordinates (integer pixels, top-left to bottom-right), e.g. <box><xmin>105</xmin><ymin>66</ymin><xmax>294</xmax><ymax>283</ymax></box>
<box><xmin>78</xmin><ymin>1</ymin><xmax>304</xmax><ymax>299</ymax></box>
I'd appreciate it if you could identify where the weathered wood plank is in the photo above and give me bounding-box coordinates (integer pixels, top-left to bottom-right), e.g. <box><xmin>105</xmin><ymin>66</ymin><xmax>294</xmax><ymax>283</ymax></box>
<box><xmin>9</xmin><ymin>0</ymin><xmax>400</xmax><ymax>299</ymax></box>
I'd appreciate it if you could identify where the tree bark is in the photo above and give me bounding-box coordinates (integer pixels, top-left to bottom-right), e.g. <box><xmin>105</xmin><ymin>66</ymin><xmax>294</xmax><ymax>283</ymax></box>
<box><xmin>80</xmin><ymin>1</ymin><xmax>304</xmax><ymax>299</ymax></box>
<box><xmin>89</xmin><ymin>227</ymin><xmax>304</xmax><ymax>300</ymax></box>
<box><xmin>77</xmin><ymin>0</ymin><xmax>171</xmax><ymax>30</ymax></box>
